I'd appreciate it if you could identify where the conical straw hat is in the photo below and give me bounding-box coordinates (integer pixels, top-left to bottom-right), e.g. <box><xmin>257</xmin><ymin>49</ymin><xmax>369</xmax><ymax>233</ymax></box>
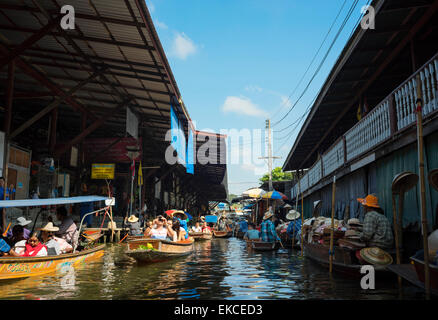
<box><xmin>360</xmin><ymin>247</ymin><xmax>393</xmax><ymax>266</ymax></box>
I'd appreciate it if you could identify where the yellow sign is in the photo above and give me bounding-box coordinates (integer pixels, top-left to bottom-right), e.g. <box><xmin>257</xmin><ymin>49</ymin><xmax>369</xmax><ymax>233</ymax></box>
<box><xmin>91</xmin><ymin>163</ymin><xmax>115</xmax><ymax>180</ymax></box>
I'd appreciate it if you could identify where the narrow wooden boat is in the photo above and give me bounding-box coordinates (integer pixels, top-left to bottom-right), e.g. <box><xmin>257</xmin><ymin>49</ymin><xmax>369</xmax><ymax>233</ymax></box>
<box><xmin>386</xmin><ymin>263</ymin><xmax>438</xmax><ymax>296</ymax></box>
<box><xmin>410</xmin><ymin>256</ymin><xmax>438</xmax><ymax>289</ymax></box>
<box><xmin>303</xmin><ymin>241</ymin><xmax>393</xmax><ymax>278</ymax></box>
<box><xmin>212</xmin><ymin>230</ymin><xmax>232</xmax><ymax>238</ymax></box>
<box><xmin>246</xmin><ymin>240</ymin><xmax>278</xmax><ymax>251</ymax></box>
<box><xmin>188</xmin><ymin>232</ymin><xmax>212</xmax><ymax>241</ymax></box>
<box><xmin>125</xmin><ymin>238</ymin><xmax>194</xmax><ymax>263</ymax></box>
<box><xmin>126</xmin><ymin>235</ymin><xmax>146</xmax><ymax>242</ymax></box>
<box><xmin>0</xmin><ymin>244</ymin><xmax>105</xmax><ymax>280</ymax></box>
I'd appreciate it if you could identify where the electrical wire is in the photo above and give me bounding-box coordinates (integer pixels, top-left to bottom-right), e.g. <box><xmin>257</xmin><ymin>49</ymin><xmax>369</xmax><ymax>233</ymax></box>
<box><xmin>272</xmin><ymin>0</ymin><xmax>360</xmax><ymax>128</ymax></box>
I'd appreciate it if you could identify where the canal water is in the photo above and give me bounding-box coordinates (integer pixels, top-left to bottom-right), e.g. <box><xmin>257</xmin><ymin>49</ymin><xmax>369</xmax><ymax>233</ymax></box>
<box><xmin>0</xmin><ymin>238</ymin><xmax>428</xmax><ymax>300</ymax></box>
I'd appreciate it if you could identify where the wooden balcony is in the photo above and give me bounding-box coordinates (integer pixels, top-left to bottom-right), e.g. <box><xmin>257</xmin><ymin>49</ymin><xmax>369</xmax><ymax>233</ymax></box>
<box><xmin>292</xmin><ymin>51</ymin><xmax>438</xmax><ymax>196</ymax></box>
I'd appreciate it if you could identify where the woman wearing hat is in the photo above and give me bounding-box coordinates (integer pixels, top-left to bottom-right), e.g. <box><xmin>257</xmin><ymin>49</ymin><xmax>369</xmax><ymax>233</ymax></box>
<box><xmin>286</xmin><ymin>210</ymin><xmax>302</xmax><ymax>241</ymax></box>
<box><xmin>357</xmin><ymin>194</ymin><xmax>393</xmax><ymax>250</ymax></box>
<box><xmin>124</xmin><ymin>215</ymin><xmax>142</xmax><ymax>236</ymax></box>
<box><xmin>6</xmin><ymin>216</ymin><xmax>32</xmax><ymax>239</ymax></box>
<box><xmin>260</xmin><ymin>211</ymin><xmax>281</xmax><ymax>243</ymax></box>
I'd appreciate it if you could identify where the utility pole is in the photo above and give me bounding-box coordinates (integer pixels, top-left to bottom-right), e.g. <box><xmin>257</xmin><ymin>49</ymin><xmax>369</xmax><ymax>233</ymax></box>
<box><xmin>259</xmin><ymin>119</ymin><xmax>280</xmax><ymax>191</ymax></box>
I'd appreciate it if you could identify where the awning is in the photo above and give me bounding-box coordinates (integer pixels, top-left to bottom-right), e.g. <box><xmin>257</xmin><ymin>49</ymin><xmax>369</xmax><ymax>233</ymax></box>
<box><xmin>0</xmin><ymin>196</ymin><xmax>111</xmax><ymax>208</ymax></box>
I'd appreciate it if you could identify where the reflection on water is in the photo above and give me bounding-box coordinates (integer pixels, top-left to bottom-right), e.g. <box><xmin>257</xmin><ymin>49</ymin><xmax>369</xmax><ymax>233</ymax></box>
<box><xmin>0</xmin><ymin>238</ymin><xmax>428</xmax><ymax>300</ymax></box>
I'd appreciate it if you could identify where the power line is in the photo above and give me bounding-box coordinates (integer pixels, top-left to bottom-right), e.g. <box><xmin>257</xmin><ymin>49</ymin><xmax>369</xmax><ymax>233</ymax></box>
<box><xmin>270</xmin><ymin>0</ymin><xmax>348</xmax><ymax>121</ymax></box>
<box><xmin>272</xmin><ymin>0</ymin><xmax>360</xmax><ymax>128</ymax></box>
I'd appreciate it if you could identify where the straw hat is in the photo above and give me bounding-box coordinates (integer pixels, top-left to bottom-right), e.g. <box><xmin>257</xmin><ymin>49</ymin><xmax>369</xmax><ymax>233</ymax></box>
<box><xmin>347</xmin><ymin>218</ymin><xmax>362</xmax><ymax>226</ymax></box>
<box><xmin>357</xmin><ymin>194</ymin><xmax>381</xmax><ymax>209</ymax></box>
<box><xmin>344</xmin><ymin>229</ymin><xmax>361</xmax><ymax>239</ymax></box>
<box><xmin>127</xmin><ymin>215</ymin><xmax>139</xmax><ymax>223</ymax></box>
<box><xmin>16</xmin><ymin>216</ymin><xmax>32</xmax><ymax>227</ymax></box>
<box><xmin>107</xmin><ymin>221</ymin><xmax>117</xmax><ymax>230</ymax></box>
<box><xmin>39</xmin><ymin>222</ymin><xmax>59</xmax><ymax>232</ymax></box>
<box><xmin>200</xmin><ymin>216</ymin><xmax>205</xmax><ymax>222</ymax></box>
<box><xmin>360</xmin><ymin>247</ymin><xmax>393</xmax><ymax>266</ymax></box>
<box><xmin>286</xmin><ymin>210</ymin><xmax>300</xmax><ymax>221</ymax></box>
<box><xmin>262</xmin><ymin>211</ymin><xmax>274</xmax><ymax>220</ymax></box>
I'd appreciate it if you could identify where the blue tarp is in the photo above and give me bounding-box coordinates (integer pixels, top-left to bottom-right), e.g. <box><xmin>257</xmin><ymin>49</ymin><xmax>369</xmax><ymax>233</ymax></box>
<box><xmin>243</xmin><ymin>204</ymin><xmax>254</xmax><ymax>209</ymax></box>
<box><xmin>0</xmin><ymin>196</ymin><xmax>110</xmax><ymax>208</ymax></box>
<box><xmin>205</xmin><ymin>215</ymin><xmax>218</xmax><ymax>223</ymax></box>
<box><xmin>186</xmin><ymin>126</ymin><xmax>194</xmax><ymax>174</ymax></box>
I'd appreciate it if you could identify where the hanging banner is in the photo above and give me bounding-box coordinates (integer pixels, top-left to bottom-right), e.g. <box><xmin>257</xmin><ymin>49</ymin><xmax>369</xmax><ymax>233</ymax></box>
<box><xmin>126</xmin><ymin>107</ymin><xmax>139</xmax><ymax>140</ymax></box>
<box><xmin>186</xmin><ymin>125</ymin><xmax>194</xmax><ymax>174</ymax></box>
<box><xmin>170</xmin><ymin>105</ymin><xmax>186</xmax><ymax>167</ymax></box>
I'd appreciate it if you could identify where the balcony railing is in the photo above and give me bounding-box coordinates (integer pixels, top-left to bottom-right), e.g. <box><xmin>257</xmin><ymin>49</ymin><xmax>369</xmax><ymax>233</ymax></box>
<box><xmin>292</xmin><ymin>52</ymin><xmax>438</xmax><ymax>196</ymax></box>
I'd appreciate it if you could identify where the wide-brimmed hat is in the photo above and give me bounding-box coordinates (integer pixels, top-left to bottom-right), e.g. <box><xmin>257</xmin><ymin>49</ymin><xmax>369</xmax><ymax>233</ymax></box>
<box><xmin>173</xmin><ymin>211</ymin><xmax>188</xmax><ymax>220</ymax></box>
<box><xmin>39</xmin><ymin>222</ymin><xmax>59</xmax><ymax>232</ymax></box>
<box><xmin>127</xmin><ymin>215</ymin><xmax>139</xmax><ymax>223</ymax></box>
<box><xmin>286</xmin><ymin>210</ymin><xmax>300</xmax><ymax>221</ymax></box>
<box><xmin>262</xmin><ymin>211</ymin><xmax>274</xmax><ymax>220</ymax></box>
<box><xmin>347</xmin><ymin>218</ymin><xmax>362</xmax><ymax>226</ymax></box>
<box><xmin>344</xmin><ymin>229</ymin><xmax>361</xmax><ymax>239</ymax></box>
<box><xmin>16</xmin><ymin>216</ymin><xmax>32</xmax><ymax>227</ymax></box>
<box><xmin>360</xmin><ymin>247</ymin><xmax>393</xmax><ymax>266</ymax></box>
<box><xmin>357</xmin><ymin>194</ymin><xmax>381</xmax><ymax>209</ymax></box>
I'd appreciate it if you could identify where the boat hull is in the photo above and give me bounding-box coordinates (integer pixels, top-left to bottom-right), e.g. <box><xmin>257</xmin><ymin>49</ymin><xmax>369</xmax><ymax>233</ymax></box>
<box><xmin>213</xmin><ymin>230</ymin><xmax>232</xmax><ymax>238</ymax></box>
<box><xmin>189</xmin><ymin>232</ymin><xmax>212</xmax><ymax>241</ymax></box>
<box><xmin>303</xmin><ymin>242</ymin><xmax>391</xmax><ymax>278</ymax></box>
<box><xmin>411</xmin><ymin>257</ymin><xmax>438</xmax><ymax>289</ymax></box>
<box><xmin>0</xmin><ymin>244</ymin><xmax>105</xmax><ymax>280</ymax></box>
<box><xmin>126</xmin><ymin>238</ymin><xmax>194</xmax><ymax>263</ymax></box>
<box><xmin>246</xmin><ymin>240</ymin><xmax>278</xmax><ymax>251</ymax></box>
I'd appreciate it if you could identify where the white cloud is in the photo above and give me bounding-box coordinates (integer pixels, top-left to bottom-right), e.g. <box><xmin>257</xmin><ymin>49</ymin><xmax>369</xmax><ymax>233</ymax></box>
<box><xmin>222</xmin><ymin>96</ymin><xmax>269</xmax><ymax>118</ymax></box>
<box><xmin>245</xmin><ymin>85</ymin><xmax>263</xmax><ymax>93</ymax></box>
<box><xmin>171</xmin><ymin>32</ymin><xmax>197</xmax><ymax>60</ymax></box>
<box><xmin>155</xmin><ymin>19</ymin><xmax>168</xmax><ymax>30</ymax></box>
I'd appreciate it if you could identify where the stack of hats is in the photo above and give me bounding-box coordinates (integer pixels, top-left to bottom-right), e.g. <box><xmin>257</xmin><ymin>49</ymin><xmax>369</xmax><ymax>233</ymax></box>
<box><xmin>347</xmin><ymin>218</ymin><xmax>363</xmax><ymax>231</ymax></box>
<box><xmin>322</xmin><ymin>227</ymin><xmax>345</xmax><ymax>245</ymax></box>
<box><xmin>344</xmin><ymin>229</ymin><xmax>361</xmax><ymax>240</ymax></box>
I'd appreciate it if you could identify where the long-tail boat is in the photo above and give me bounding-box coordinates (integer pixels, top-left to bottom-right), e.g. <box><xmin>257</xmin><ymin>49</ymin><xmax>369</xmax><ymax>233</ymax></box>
<box><xmin>188</xmin><ymin>232</ymin><xmax>212</xmax><ymax>241</ymax></box>
<box><xmin>0</xmin><ymin>195</ymin><xmax>114</xmax><ymax>281</ymax></box>
<box><xmin>0</xmin><ymin>244</ymin><xmax>105</xmax><ymax>280</ymax></box>
<box><xmin>212</xmin><ymin>230</ymin><xmax>232</xmax><ymax>238</ymax></box>
<box><xmin>246</xmin><ymin>240</ymin><xmax>278</xmax><ymax>252</ymax></box>
<box><xmin>125</xmin><ymin>238</ymin><xmax>194</xmax><ymax>263</ymax></box>
<box><xmin>303</xmin><ymin>241</ymin><xmax>394</xmax><ymax>278</ymax></box>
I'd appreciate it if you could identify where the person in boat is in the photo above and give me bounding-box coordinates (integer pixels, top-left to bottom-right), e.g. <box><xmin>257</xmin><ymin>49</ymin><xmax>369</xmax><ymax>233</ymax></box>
<box><xmin>260</xmin><ymin>211</ymin><xmax>281</xmax><ymax>243</ymax></box>
<box><xmin>201</xmin><ymin>222</ymin><xmax>212</xmax><ymax>234</ymax></box>
<box><xmin>191</xmin><ymin>222</ymin><xmax>202</xmax><ymax>233</ymax></box>
<box><xmin>124</xmin><ymin>215</ymin><xmax>143</xmax><ymax>236</ymax></box>
<box><xmin>357</xmin><ymin>194</ymin><xmax>394</xmax><ymax>250</ymax></box>
<box><xmin>9</xmin><ymin>225</ymin><xmax>27</xmax><ymax>255</ymax></box>
<box><xmin>238</xmin><ymin>219</ymin><xmax>248</xmax><ymax>235</ymax></box>
<box><xmin>0</xmin><ymin>229</ymin><xmax>20</xmax><ymax>256</ymax></box>
<box><xmin>174</xmin><ymin>213</ymin><xmax>189</xmax><ymax>239</ymax></box>
<box><xmin>217</xmin><ymin>216</ymin><xmax>227</xmax><ymax>231</ymax></box>
<box><xmin>244</xmin><ymin>223</ymin><xmax>260</xmax><ymax>240</ymax></box>
<box><xmin>6</xmin><ymin>216</ymin><xmax>32</xmax><ymax>239</ymax></box>
<box><xmin>55</xmin><ymin>206</ymin><xmax>79</xmax><ymax>250</ymax></box>
<box><xmin>40</xmin><ymin>222</ymin><xmax>73</xmax><ymax>255</ymax></box>
<box><xmin>23</xmin><ymin>233</ymin><xmax>48</xmax><ymax>257</ymax></box>
<box><xmin>171</xmin><ymin>219</ymin><xmax>187</xmax><ymax>242</ymax></box>
<box><xmin>286</xmin><ymin>210</ymin><xmax>302</xmax><ymax>241</ymax></box>
<box><xmin>144</xmin><ymin>215</ymin><xmax>174</xmax><ymax>240</ymax></box>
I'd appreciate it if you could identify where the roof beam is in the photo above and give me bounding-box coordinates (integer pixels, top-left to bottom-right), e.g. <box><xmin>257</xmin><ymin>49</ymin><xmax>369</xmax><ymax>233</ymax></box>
<box><xmin>54</xmin><ymin>98</ymin><xmax>131</xmax><ymax>157</ymax></box>
<box><xmin>0</xmin><ymin>16</ymin><xmax>61</xmax><ymax>69</ymax></box>
<box><xmin>0</xmin><ymin>44</ymin><xmax>98</xmax><ymax>121</ymax></box>
<box><xmin>0</xmin><ymin>24</ymin><xmax>156</xmax><ymax>51</ymax></box>
<box><xmin>296</xmin><ymin>0</ymin><xmax>438</xmax><ymax>170</ymax></box>
<box><xmin>10</xmin><ymin>68</ymin><xmax>105</xmax><ymax>139</ymax></box>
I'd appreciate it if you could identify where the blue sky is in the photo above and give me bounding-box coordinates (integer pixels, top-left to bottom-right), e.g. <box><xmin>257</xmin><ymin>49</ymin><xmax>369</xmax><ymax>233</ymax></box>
<box><xmin>147</xmin><ymin>0</ymin><xmax>369</xmax><ymax>195</ymax></box>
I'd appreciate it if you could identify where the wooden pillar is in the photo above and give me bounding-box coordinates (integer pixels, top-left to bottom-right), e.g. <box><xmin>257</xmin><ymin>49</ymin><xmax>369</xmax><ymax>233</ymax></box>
<box><xmin>49</xmin><ymin>107</ymin><xmax>58</xmax><ymax>155</ymax></box>
<box><xmin>2</xmin><ymin>61</ymin><xmax>15</xmax><ymax>230</ymax></box>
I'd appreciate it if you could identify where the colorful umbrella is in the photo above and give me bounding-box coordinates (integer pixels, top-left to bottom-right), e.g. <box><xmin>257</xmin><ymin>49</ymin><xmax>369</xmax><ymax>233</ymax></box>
<box><xmin>242</xmin><ymin>188</ymin><xmax>266</xmax><ymax>198</ymax></box>
<box><xmin>262</xmin><ymin>190</ymin><xmax>288</xmax><ymax>200</ymax></box>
